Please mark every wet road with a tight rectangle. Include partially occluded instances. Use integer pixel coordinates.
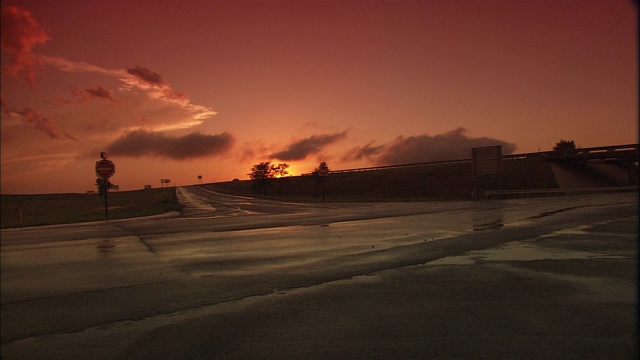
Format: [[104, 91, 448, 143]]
[[1, 189, 637, 359]]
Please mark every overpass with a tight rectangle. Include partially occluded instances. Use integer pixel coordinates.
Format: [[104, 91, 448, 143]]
[[317, 144, 638, 195], [324, 144, 638, 175], [507, 143, 639, 163]]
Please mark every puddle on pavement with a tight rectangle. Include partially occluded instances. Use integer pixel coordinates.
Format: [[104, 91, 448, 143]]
[[427, 241, 626, 266], [97, 239, 116, 257], [473, 219, 504, 231], [471, 207, 505, 231], [527, 205, 588, 220]]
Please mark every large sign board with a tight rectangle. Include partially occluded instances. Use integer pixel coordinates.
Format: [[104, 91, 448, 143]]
[[472, 145, 502, 199], [472, 145, 502, 175]]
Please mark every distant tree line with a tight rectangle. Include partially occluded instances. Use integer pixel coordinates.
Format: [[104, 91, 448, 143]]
[[246, 140, 584, 199], [248, 162, 290, 196], [553, 139, 577, 151], [95, 177, 113, 197], [248, 161, 330, 197]]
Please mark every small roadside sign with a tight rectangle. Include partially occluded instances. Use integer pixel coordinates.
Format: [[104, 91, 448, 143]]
[[95, 160, 115, 178], [95, 156, 116, 219], [318, 162, 329, 176]]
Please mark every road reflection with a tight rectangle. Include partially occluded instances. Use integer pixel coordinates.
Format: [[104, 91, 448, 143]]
[[97, 239, 115, 257], [1, 192, 637, 359]]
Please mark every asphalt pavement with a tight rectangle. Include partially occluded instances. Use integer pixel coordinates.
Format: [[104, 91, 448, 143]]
[[1, 190, 637, 359]]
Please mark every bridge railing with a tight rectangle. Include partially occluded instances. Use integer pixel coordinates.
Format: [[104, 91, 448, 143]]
[[484, 186, 639, 200], [302, 144, 638, 176], [325, 158, 471, 175]]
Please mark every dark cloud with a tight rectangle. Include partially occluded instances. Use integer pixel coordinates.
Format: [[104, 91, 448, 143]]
[[52, 85, 117, 104], [344, 128, 516, 165], [238, 140, 268, 162], [1, 5, 49, 85], [269, 130, 348, 161], [125, 66, 189, 101], [106, 129, 234, 160], [18, 108, 77, 140], [85, 85, 116, 101], [375, 128, 516, 165], [1, 93, 11, 116], [127, 66, 164, 85], [341, 141, 385, 162]]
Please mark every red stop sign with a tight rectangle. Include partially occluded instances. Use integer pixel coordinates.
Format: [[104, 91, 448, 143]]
[[318, 162, 329, 176], [95, 160, 115, 178]]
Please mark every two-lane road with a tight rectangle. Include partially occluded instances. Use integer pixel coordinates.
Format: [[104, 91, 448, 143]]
[[1, 190, 637, 359], [175, 186, 332, 217]]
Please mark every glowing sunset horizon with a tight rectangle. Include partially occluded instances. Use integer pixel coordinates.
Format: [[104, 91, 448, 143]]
[[1, 1, 637, 194]]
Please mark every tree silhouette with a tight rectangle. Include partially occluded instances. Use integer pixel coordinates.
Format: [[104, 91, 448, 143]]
[[95, 177, 113, 198], [553, 139, 577, 151], [248, 162, 275, 195], [272, 163, 290, 196], [248, 162, 291, 196], [310, 162, 329, 198], [272, 163, 290, 178]]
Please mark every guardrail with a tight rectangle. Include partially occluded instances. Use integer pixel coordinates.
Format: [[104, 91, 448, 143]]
[[303, 144, 638, 176], [504, 144, 639, 161], [484, 186, 638, 200], [327, 158, 471, 174]]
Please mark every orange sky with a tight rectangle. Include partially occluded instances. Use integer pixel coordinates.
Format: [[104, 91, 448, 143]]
[[1, 0, 637, 194]]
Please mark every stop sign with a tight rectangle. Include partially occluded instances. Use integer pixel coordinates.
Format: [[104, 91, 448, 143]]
[[95, 160, 115, 178], [318, 162, 329, 176]]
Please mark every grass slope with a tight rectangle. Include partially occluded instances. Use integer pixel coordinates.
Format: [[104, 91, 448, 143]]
[[1, 188, 181, 229], [208, 158, 559, 201]]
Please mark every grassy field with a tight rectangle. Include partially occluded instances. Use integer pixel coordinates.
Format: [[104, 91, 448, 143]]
[[1, 188, 181, 229]]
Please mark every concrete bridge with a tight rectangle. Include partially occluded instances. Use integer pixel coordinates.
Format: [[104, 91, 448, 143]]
[[508, 143, 639, 163], [518, 144, 639, 187]]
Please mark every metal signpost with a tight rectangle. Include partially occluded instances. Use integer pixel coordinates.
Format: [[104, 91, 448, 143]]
[[318, 162, 329, 201], [95, 153, 115, 218], [472, 145, 502, 200]]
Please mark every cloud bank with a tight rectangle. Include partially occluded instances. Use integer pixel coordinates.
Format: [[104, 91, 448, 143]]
[[344, 128, 516, 165], [1, 4, 228, 183], [17, 108, 77, 140], [38, 56, 217, 130], [342, 141, 385, 162], [106, 129, 234, 160], [1, 5, 49, 85], [269, 130, 348, 161], [127, 66, 164, 85], [39, 56, 216, 121], [84, 85, 116, 101], [52, 85, 117, 104], [1, 94, 10, 116]]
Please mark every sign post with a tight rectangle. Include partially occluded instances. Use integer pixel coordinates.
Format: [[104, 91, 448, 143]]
[[19, 202, 23, 227], [95, 153, 115, 218], [472, 145, 502, 200], [318, 162, 329, 201]]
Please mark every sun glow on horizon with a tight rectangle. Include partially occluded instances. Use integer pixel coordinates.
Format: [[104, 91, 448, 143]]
[[1, 1, 636, 194]]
